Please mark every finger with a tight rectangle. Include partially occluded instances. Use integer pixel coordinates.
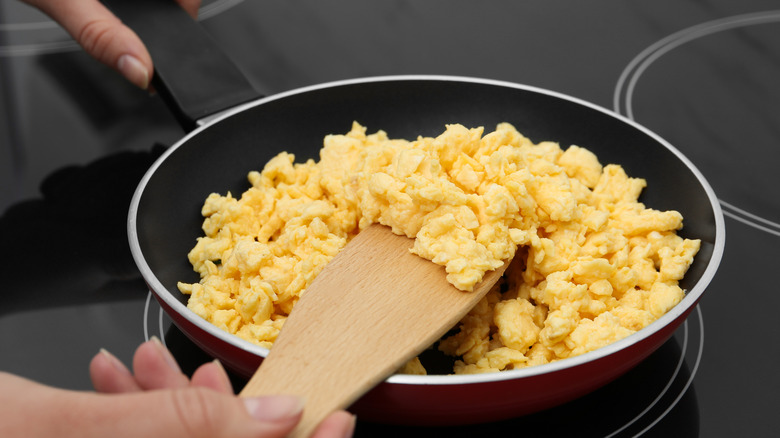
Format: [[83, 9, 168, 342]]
[[175, 0, 202, 18], [240, 395, 304, 436], [310, 411, 357, 438], [132, 337, 190, 390], [89, 349, 142, 393], [80, 390, 304, 438], [190, 360, 234, 394], [24, 0, 152, 89]]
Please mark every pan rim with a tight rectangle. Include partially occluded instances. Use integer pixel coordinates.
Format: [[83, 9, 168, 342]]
[[127, 74, 725, 386]]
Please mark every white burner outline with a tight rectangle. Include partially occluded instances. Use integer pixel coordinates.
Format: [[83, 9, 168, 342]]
[[0, 0, 246, 57], [719, 200, 780, 237], [158, 298, 167, 348], [143, 291, 151, 342], [606, 11, 780, 435], [607, 306, 703, 437], [637, 307, 704, 436], [142, 290, 169, 348], [604, 319, 689, 437], [614, 10, 780, 238]]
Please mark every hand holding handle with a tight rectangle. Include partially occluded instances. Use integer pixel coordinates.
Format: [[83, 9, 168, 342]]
[[102, 0, 263, 130]]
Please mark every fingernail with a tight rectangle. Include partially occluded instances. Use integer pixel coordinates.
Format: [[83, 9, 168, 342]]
[[150, 336, 182, 373], [99, 348, 131, 375], [243, 395, 305, 422], [343, 414, 357, 438], [117, 54, 150, 89]]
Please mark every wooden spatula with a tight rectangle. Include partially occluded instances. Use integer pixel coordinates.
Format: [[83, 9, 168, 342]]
[[239, 223, 510, 437]]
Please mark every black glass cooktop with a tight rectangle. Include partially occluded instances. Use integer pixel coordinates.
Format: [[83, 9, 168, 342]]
[[2, 1, 779, 436]]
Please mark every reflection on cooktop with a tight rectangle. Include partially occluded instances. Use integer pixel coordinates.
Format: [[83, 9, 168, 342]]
[[0, 145, 164, 314]]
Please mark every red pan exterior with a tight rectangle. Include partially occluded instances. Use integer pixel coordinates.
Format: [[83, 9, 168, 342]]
[[150, 278, 698, 425], [351, 301, 697, 425]]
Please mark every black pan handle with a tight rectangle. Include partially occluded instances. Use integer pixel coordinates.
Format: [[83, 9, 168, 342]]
[[102, 0, 263, 131]]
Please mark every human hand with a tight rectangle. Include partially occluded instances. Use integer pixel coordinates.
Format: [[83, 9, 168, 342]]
[[21, 0, 201, 90], [0, 338, 355, 438], [90, 337, 356, 438]]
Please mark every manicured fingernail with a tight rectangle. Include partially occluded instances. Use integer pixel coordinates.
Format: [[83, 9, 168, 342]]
[[243, 395, 305, 422], [117, 54, 150, 89], [150, 336, 182, 373], [99, 348, 131, 375]]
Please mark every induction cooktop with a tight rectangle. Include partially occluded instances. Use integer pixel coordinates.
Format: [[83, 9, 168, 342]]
[[2, 1, 779, 436]]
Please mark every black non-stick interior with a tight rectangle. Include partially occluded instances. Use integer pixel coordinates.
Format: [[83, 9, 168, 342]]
[[134, 78, 718, 307]]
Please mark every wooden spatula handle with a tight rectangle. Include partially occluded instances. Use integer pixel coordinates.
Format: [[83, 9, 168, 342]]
[[239, 224, 507, 437]]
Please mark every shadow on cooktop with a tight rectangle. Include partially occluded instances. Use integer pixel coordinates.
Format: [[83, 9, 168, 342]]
[[0, 145, 166, 314]]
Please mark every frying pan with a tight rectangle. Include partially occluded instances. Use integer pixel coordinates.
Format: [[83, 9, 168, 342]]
[[116, 0, 725, 425]]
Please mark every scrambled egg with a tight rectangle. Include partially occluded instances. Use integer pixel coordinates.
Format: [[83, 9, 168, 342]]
[[177, 122, 700, 374]]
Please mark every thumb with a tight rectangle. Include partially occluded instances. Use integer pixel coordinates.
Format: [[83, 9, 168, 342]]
[[83, 388, 305, 438], [26, 0, 153, 89]]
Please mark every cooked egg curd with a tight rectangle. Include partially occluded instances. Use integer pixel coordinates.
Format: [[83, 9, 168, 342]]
[[177, 122, 700, 374]]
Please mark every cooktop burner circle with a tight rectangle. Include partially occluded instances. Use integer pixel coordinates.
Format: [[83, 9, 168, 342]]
[[614, 10, 780, 237]]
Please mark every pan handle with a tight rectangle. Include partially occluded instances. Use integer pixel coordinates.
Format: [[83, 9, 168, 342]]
[[102, 0, 263, 131]]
